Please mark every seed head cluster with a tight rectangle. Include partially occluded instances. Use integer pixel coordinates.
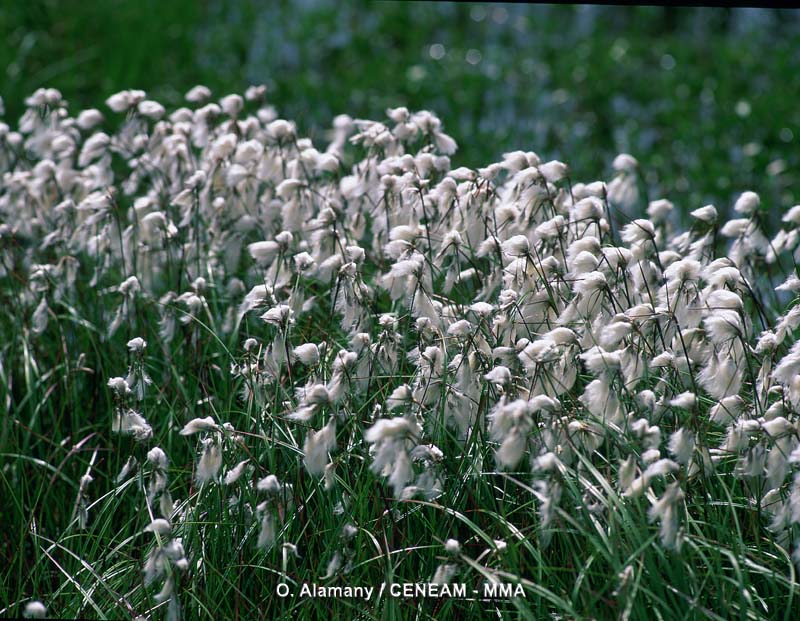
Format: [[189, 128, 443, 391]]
[[5, 86, 800, 618]]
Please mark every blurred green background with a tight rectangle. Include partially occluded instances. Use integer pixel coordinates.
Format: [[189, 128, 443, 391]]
[[1, 1, 799, 218]]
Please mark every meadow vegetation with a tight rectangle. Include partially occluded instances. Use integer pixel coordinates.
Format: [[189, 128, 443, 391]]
[[2, 4, 800, 620], [1, 85, 800, 619]]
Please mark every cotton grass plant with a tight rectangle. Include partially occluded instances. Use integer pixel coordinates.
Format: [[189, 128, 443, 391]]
[[1, 87, 800, 620]]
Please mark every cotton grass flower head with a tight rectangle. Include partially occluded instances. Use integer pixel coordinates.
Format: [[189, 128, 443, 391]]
[[303, 417, 336, 476], [670, 392, 697, 410], [668, 428, 696, 465], [690, 204, 718, 223], [23, 601, 47, 619], [734, 191, 760, 215], [444, 538, 461, 555], [291, 342, 321, 366], [489, 399, 536, 469], [185, 85, 211, 102], [144, 518, 172, 536], [127, 337, 146, 352], [484, 365, 512, 387], [107, 376, 131, 397], [648, 482, 685, 550], [222, 460, 251, 486], [621, 219, 655, 244], [179, 416, 217, 435], [647, 198, 674, 223], [365, 415, 421, 497], [195, 438, 223, 485], [538, 160, 569, 183], [607, 153, 639, 212]]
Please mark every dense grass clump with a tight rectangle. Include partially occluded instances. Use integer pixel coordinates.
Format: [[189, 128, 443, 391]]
[[2, 87, 800, 620]]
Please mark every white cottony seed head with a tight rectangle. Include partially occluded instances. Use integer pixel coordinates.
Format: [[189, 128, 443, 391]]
[[23, 601, 47, 619], [127, 337, 146, 352], [179, 416, 217, 435], [444, 538, 461, 555]]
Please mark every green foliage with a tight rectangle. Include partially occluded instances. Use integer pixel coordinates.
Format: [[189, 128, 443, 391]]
[[1, 3, 799, 215]]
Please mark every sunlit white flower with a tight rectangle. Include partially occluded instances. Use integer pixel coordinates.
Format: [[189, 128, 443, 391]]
[[179, 416, 217, 435], [23, 601, 47, 619]]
